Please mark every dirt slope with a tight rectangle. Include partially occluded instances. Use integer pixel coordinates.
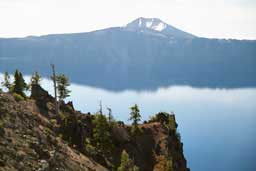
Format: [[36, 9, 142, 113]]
[[0, 93, 108, 171]]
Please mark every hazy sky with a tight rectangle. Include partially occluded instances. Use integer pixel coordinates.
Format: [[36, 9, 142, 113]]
[[0, 0, 256, 39]]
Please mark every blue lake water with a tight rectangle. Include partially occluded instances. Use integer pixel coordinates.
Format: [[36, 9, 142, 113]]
[[1, 74, 256, 171]]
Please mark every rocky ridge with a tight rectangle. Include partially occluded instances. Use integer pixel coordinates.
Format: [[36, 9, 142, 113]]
[[0, 85, 189, 171]]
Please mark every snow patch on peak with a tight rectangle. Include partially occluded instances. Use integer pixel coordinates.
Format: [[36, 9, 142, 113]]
[[139, 18, 142, 27], [146, 20, 153, 28], [126, 17, 168, 32], [125, 17, 196, 39], [152, 22, 167, 31], [145, 19, 167, 31]]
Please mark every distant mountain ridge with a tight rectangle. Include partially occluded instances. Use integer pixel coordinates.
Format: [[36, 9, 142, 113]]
[[0, 18, 256, 91]]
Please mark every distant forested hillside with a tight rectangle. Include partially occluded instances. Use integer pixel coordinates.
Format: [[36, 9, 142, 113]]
[[0, 26, 256, 91]]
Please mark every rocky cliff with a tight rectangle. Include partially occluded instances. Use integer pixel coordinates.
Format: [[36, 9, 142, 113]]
[[0, 85, 189, 171]]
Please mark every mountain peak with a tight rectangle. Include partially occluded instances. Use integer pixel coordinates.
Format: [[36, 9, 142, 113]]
[[126, 17, 168, 31], [125, 17, 196, 39]]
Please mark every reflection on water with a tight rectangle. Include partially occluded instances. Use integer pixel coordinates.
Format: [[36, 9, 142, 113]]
[[1, 74, 256, 171]]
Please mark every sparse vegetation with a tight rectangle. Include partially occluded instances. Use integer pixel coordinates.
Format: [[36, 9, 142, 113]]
[[117, 150, 139, 171], [84, 138, 97, 156], [0, 70, 188, 171], [50, 119, 57, 126], [13, 93, 25, 101]]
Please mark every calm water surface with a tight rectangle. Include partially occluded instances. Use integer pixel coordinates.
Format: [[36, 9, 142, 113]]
[[1, 74, 255, 171]]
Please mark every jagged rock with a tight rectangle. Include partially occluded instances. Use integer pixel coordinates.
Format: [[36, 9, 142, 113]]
[[31, 84, 55, 103], [112, 126, 130, 143]]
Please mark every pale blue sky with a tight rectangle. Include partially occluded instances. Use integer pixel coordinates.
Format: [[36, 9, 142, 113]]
[[0, 0, 256, 39]]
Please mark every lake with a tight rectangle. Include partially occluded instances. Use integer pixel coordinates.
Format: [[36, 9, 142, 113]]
[[1, 74, 256, 171]]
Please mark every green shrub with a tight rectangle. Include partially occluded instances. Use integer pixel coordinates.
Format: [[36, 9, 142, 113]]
[[50, 119, 57, 126], [59, 112, 67, 121], [166, 159, 174, 171], [84, 138, 97, 156], [0, 120, 4, 128], [66, 105, 73, 112], [44, 127, 52, 135], [117, 150, 139, 171], [58, 134, 63, 139], [13, 93, 25, 101]]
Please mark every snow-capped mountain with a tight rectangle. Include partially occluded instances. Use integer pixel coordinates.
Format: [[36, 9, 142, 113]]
[[125, 17, 195, 39], [0, 17, 255, 90]]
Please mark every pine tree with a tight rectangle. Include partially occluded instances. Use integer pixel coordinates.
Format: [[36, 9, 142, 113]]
[[12, 70, 27, 97], [98, 100, 103, 115], [92, 113, 112, 154], [129, 104, 141, 135], [30, 71, 41, 85], [129, 104, 141, 126], [56, 74, 71, 101], [117, 150, 139, 171], [1, 71, 12, 92]]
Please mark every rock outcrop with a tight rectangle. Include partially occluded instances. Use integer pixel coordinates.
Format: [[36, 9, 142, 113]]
[[0, 87, 189, 171]]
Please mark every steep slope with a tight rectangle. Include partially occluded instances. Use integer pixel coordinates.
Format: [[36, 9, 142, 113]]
[[0, 85, 189, 171], [0, 93, 107, 171]]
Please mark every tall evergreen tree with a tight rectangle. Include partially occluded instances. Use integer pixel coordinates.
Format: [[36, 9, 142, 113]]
[[56, 74, 71, 101], [129, 104, 141, 126], [92, 113, 112, 154], [98, 100, 103, 115], [1, 71, 12, 92], [12, 70, 27, 97], [129, 104, 141, 135]]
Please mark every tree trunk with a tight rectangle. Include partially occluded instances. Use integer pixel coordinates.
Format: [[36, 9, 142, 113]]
[[51, 64, 58, 115]]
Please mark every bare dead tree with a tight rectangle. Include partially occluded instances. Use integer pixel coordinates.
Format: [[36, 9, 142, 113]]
[[51, 64, 58, 115]]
